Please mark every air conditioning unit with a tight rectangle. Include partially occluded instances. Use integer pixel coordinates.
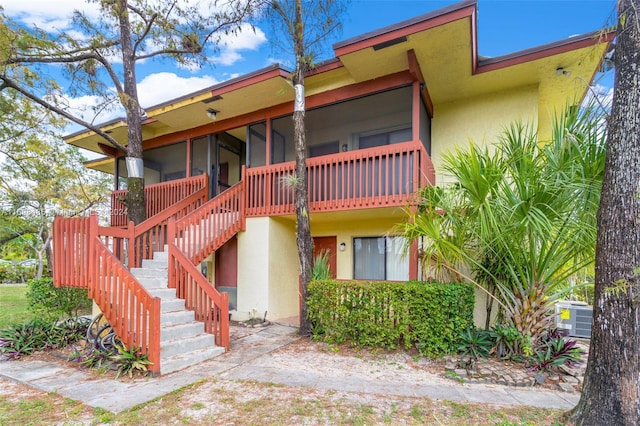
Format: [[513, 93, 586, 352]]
[[555, 301, 593, 338]]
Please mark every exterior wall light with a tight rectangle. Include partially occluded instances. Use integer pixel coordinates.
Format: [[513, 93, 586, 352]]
[[206, 108, 218, 120], [339, 242, 346, 251]]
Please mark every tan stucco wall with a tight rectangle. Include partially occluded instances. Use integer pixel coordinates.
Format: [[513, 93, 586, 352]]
[[236, 216, 298, 321], [431, 85, 538, 184], [267, 218, 299, 320], [236, 217, 271, 320]]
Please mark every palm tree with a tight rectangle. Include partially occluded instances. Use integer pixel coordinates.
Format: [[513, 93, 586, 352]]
[[399, 105, 606, 342]]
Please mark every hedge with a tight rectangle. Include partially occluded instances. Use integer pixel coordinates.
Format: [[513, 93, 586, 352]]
[[307, 280, 474, 357]]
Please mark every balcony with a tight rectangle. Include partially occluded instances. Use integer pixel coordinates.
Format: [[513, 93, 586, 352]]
[[109, 142, 434, 221], [245, 142, 433, 216]]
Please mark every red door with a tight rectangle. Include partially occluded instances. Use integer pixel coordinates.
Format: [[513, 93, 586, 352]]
[[215, 236, 237, 288], [313, 236, 337, 279]]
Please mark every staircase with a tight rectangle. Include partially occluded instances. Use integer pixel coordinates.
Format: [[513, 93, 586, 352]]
[[131, 248, 225, 374], [53, 179, 244, 376]]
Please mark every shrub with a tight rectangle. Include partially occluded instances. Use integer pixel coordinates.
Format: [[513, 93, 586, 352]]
[[0, 262, 36, 284], [491, 323, 532, 360], [26, 277, 91, 321], [307, 280, 474, 356]]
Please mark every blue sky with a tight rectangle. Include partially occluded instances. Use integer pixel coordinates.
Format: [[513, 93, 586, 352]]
[[2, 0, 616, 118]]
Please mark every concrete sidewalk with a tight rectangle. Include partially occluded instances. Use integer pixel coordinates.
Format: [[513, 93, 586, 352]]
[[0, 323, 580, 414]]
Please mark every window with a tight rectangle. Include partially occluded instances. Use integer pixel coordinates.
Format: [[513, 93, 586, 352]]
[[248, 122, 266, 167], [353, 236, 409, 280], [358, 126, 412, 149], [309, 141, 339, 158]]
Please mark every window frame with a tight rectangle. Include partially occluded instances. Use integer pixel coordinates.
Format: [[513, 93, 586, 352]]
[[352, 236, 409, 281]]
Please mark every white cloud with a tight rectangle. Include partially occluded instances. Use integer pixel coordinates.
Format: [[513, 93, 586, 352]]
[[210, 24, 266, 66], [2, 0, 98, 31], [136, 72, 219, 107], [265, 57, 290, 68], [212, 50, 243, 67], [218, 24, 266, 50], [583, 83, 613, 111], [59, 73, 218, 127]]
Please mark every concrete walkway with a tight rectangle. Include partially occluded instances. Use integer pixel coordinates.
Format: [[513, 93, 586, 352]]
[[0, 323, 580, 414]]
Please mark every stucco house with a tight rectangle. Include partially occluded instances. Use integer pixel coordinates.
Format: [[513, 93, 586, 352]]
[[53, 0, 613, 374]]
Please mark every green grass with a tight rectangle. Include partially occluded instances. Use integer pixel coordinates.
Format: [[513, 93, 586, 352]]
[[0, 284, 34, 329]]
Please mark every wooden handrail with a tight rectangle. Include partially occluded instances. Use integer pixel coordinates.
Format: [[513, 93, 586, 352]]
[[172, 181, 245, 266], [52, 216, 93, 288], [129, 188, 208, 267], [166, 183, 244, 349], [111, 174, 208, 226], [54, 213, 161, 374], [167, 238, 230, 349]]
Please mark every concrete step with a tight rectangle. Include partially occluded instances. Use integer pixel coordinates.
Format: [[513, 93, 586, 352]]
[[131, 267, 167, 279], [161, 298, 186, 312], [141, 258, 168, 270], [160, 322, 205, 342], [160, 344, 225, 375], [160, 333, 214, 358], [161, 310, 195, 326], [152, 251, 168, 261], [136, 276, 167, 290], [148, 288, 177, 299]]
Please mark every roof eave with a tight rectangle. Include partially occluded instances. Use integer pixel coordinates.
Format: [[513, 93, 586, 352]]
[[476, 29, 616, 74]]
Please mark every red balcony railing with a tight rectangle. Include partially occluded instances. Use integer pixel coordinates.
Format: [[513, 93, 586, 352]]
[[111, 174, 208, 226], [245, 141, 434, 216]]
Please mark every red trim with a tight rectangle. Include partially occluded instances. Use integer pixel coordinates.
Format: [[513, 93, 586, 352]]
[[210, 66, 290, 98], [306, 58, 344, 76], [412, 82, 421, 142], [470, 6, 478, 75], [186, 136, 192, 177], [97, 143, 118, 157], [266, 116, 272, 166], [475, 30, 615, 74], [409, 239, 418, 281], [407, 49, 434, 118]]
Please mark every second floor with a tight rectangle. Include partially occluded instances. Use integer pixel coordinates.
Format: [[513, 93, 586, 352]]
[[64, 0, 612, 224]]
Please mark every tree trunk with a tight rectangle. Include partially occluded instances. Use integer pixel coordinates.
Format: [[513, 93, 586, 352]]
[[293, 0, 314, 336], [569, 1, 640, 424], [117, 0, 146, 224], [40, 230, 51, 278]]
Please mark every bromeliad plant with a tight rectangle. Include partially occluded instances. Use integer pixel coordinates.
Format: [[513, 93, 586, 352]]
[[112, 345, 152, 378], [491, 323, 532, 360], [0, 317, 88, 359], [528, 328, 585, 372], [457, 327, 495, 367], [399, 104, 606, 343]]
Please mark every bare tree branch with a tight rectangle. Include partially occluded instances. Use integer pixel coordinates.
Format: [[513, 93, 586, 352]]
[[0, 76, 127, 152]]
